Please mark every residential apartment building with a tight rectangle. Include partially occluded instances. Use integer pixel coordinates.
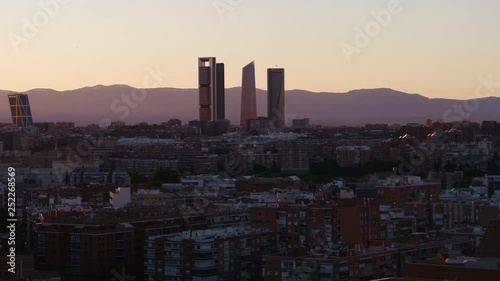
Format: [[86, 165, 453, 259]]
[[336, 146, 371, 167], [144, 226, 275, 281]]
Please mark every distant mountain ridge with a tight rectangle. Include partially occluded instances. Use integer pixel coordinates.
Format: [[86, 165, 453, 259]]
[[0, 85, 499, 126]]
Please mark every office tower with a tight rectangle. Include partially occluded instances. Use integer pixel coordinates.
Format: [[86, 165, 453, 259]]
[[216, 63, 225, 120], [240, 61, 257, 129], [198, 57, 216, 121], [8, 93, 33, 127], [198, 57, 225, 121], [267, 68, 285, 128]]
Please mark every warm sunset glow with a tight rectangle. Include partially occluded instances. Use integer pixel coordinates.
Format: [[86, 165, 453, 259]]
[[1, 0, 499, 100]]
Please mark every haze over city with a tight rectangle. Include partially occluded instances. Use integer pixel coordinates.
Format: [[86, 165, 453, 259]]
[[2, 0, 500, 100]]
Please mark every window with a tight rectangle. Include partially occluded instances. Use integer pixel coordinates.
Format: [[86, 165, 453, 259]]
[[70, 234, 81, 244], [37, 240, 46, 249]]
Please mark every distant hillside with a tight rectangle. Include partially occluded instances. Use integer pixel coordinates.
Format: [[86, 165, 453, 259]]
[[0, 86, 499, 126]]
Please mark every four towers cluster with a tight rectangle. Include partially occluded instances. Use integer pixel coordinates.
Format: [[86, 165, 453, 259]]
[[198, 57, 285, 129]]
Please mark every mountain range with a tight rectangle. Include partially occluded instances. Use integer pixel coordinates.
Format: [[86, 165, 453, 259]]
[[0, 85, 499, 126]]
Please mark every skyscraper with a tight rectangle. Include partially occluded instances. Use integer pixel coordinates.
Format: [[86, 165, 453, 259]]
[[216, 63, 225, 120], [240, 61, 257, 129], [198, 57, 225, 121], [8, 93, 33, 127], [267, 68, 285, 128]]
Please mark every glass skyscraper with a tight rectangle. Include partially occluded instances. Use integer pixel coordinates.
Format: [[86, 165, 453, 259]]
[[8, 93, 34, 127], [267, 68, 285, 128], [240, 61, 257, 128]]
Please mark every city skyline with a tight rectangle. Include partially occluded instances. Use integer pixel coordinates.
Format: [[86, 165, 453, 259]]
[[2, 2, 500, 280], [2, 85, 500, 127], [1, 1, 499, 99]]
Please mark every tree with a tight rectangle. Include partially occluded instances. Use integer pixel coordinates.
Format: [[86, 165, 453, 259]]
[[150, 167, 181, 186], [253, 163, 267, 174], [443, 162, 458, 172], [129, 172, 149, 185]]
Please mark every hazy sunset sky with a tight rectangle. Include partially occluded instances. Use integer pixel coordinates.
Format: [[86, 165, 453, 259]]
[[1, 0, 499, 99]]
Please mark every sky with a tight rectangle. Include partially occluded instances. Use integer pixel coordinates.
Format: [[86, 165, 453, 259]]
[[1, 0, 499, 99]]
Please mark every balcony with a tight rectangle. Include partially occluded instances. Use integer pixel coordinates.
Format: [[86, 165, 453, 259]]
[[240, 249, 251, 256], [192, 252, 215, 259], [165, 254, 182, 260], [192, 247, 217, 253], [191, 268, 219, 277], [164, 260, 181, 266], [194, 260, 217, 269], [164, 267, 179, 276]]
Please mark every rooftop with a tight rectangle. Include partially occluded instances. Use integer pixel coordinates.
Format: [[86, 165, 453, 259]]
[[149, 225, 269, 242]]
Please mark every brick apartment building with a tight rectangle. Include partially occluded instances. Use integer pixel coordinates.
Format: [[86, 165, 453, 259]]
[[263, 248, 400, 281], [376, 181, 441, 208], [33, 211, 208, 281], [336, 146, 372, 167], [278, 142, 313, 173], [236, 176, 301, 193], [252, 200, 381, 253], [340, 199, 381, 247], [34, 223, 135, 280], [144, 226, 275, 281], [404, 201, 499, 231], [263, 237, 473, 281]]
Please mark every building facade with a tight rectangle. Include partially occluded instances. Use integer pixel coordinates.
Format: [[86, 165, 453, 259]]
[[267, 68, 285, 128], [240, 61, 257, 129], [8, 93, 34, 127], [144, 226, 275, 281], [198, 57, 225, 121]]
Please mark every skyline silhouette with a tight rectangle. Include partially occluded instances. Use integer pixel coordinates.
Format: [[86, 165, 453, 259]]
[[1, 85, 499, 126], [1, 1, 499, 99]]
